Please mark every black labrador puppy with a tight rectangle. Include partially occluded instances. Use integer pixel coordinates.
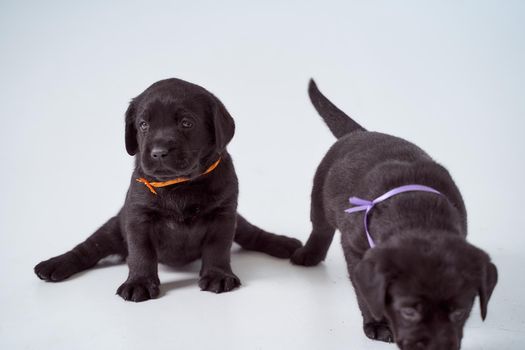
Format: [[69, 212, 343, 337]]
[[35, 78, 301, 302], [291, 80, 498, 349]]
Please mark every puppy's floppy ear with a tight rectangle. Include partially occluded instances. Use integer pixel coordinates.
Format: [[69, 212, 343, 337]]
[[479, 262, 498, 320], [125, 100, 138, 156], [353, 257, 388, 320], [211, 97, 235, 151]]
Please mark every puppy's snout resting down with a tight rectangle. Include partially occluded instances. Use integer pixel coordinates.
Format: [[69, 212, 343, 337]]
[[291, 79, 497, 349], [34, 77, 302, 302]]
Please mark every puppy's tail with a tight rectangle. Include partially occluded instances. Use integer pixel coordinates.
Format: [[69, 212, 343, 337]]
[[308, 79, 366, 138], [234, 214, 302, 258]]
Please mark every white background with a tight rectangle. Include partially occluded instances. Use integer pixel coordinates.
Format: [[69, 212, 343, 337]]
[[1, 1, 524, 349]]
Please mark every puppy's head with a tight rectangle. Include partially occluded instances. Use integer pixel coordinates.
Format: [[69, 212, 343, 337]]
[[125, 78, 234, 180], [354, 233, 498, 350]]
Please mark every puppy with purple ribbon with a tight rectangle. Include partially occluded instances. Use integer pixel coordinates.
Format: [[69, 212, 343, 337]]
[[291, 80, 498, 349]]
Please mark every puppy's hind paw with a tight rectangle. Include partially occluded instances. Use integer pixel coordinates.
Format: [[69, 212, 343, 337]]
[[265, 236, 303, 259], [34, 253, 82, 282], [290, 247, 324, 266], [363, 321, 394, 343]]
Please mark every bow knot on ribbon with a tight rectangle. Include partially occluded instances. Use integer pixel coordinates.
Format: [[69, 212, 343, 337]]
[[345, 197, 375, 212]]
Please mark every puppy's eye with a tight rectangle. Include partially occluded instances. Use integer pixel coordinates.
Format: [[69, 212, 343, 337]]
[[449, 309, 466, 323], [139, 121, 149, 131], [400, 307, 422, 323], [181, 119, 194, 129]]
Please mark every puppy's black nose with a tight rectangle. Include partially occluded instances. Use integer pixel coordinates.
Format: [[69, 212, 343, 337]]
[[150, 147, 169, 159]]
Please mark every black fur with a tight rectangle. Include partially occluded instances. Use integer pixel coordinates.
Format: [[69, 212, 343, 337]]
[[291, 79, 498, 349], [35, 78, 302, 302]]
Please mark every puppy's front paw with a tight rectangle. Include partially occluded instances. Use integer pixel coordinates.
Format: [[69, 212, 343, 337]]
[[363, 321, 394, 343], [116, 277, 160, 302], [290, 247, 324, 266], [199, 268, 240, 293], [34, 253, 82, 282]]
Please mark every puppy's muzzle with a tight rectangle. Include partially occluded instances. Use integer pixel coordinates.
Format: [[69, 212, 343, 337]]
[[150, 147, 169, 160]]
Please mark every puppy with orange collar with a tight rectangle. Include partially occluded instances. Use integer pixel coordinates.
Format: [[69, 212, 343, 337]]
[[35, 78, 301, 301]]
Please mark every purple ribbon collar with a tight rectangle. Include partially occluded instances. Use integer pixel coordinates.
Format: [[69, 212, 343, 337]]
[[345, 184, 442, 248]]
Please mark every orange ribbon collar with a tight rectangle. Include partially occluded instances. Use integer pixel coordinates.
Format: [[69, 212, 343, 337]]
[[136, 158, 221, 195]]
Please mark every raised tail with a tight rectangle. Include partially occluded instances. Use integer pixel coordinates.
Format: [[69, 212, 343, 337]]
[[308, 79, 366, 138], [234, 214, 302, 258]]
